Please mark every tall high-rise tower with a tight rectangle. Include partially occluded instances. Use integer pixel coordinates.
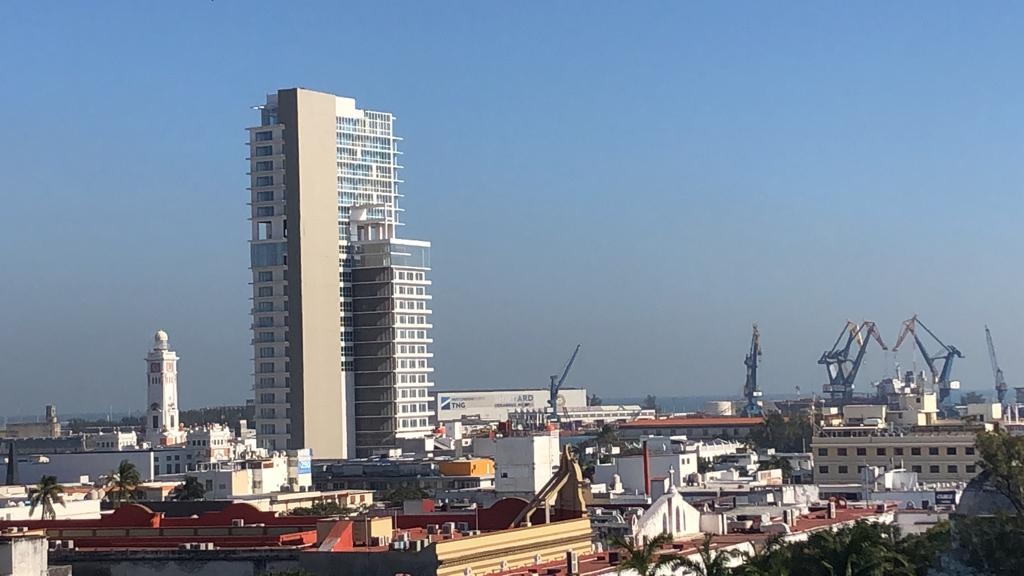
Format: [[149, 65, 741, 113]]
[[248, 88, 435, 458], [145, 330, 182, 446]]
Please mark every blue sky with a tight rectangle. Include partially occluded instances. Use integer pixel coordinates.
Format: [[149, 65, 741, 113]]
[[2, 2, 1023, 416]]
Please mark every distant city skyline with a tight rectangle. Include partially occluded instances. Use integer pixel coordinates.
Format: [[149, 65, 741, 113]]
[[3, 2, 1024, 416]]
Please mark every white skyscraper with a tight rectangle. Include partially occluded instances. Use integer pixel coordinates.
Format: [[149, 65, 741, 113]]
[[145, 330, 184, 446], [248, 88, 435, 458]]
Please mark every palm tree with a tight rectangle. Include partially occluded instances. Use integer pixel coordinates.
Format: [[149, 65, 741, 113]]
[[733, 535, 792, 576], [169, 476, 205, 501], [29, 475, 65, 520], [790, 521, 914, 576], [610, 532, 678, 575], [104, 459, 141, 507], [672, 533, 741, 576]]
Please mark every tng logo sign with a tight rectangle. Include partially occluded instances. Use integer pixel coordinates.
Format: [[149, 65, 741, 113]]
[[439, 396, 465, 410], [438, 393, 536, 411]]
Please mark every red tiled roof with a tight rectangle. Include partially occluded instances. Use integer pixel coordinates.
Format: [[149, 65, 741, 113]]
[[619, 417, 763, 428]]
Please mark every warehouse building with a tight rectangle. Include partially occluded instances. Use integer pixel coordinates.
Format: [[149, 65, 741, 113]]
[[435, 388, 587, 422]]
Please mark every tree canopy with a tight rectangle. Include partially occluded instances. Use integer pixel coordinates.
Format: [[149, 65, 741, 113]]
[[169, 476, 206, 501], [104, 459, 141, 507], [610, 532, 678, 576], [975, 429, 1024, 514], [748, 413, 812, 453], [383, 485, 429, 506]]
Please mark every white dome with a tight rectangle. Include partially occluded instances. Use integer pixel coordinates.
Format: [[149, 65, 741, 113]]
[[154, 330, 169, 350]]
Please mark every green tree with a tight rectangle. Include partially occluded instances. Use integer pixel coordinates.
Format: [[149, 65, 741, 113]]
[[789, 521, 914, 576], [610, 532, 678, 576], [734, 536, 793, 576], [897, 522, 950, 576], [748, 413, 812, 453], [975, 429, 1024, 514], [289, 501, 361, 516], [104, 459, 141, 507], [961, 391, 986, 404], [383, 485, 429, 506], [672, 533, 741, 576], [930, 431, 1024, 575], [596, 424, 618, 445], [641, 395, 659, 412], [953, 515, 1024, 576], [757, 456, 793, 483], [697, 457, 713, 475], [29, 475, 66, 520], [169, 476, 206, 501]]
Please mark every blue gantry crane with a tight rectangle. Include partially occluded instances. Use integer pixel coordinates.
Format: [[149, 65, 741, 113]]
[[741, 324, 764, 416], [549, 345, 581, 422], [892, 315, 964, 406], [820, 321, 888, 404], [985, 325, 1008, 405]]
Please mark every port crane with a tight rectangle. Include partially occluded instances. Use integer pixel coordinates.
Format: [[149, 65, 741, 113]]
[[820, 321, 888, 404], [548, 344, 581, 422], [985, 325, 1008, 405], [741, 324, 764, 416], [892, 315, 963, 406]]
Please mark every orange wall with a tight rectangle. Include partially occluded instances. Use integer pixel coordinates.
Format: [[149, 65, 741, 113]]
[[438, 459, 494, 477]]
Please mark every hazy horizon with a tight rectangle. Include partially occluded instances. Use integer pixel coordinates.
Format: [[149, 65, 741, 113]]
[[3, 2, 1023, 417]]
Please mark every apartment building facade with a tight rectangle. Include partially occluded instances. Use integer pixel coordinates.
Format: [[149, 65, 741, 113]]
[[811, 426, 982, 484], [248, 88, 434, 459]]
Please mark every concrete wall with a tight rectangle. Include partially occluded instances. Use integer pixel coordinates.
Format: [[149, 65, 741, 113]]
[[0, 498, 101, 522], [0, 535, 48, 576], [1, 421, 60, 440], [279, 87, 347, 460], [493, 434, 560, 495], [1, 451, 155, 484]]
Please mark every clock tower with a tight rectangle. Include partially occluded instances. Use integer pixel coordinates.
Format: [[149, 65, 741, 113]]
[[145, 330, 183, 446]]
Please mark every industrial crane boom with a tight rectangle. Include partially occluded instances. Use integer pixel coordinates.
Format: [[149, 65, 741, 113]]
[[742, 324, 764, 416], [549, 345, 581, 422], [892, 316, 963, 406], [986, 326, 1008, 404], [820, 320, 887, 404]]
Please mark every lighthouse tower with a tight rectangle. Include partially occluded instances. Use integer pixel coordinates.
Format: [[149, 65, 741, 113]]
[[145, 330, 184, 446]]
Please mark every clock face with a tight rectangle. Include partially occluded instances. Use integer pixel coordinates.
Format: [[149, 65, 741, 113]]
[[150, 363, 160, 373]]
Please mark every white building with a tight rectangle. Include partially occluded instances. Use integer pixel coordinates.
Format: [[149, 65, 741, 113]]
[[510, 405, 654, 429], [151, 425, 260, 476], [144, 330, 185, 446], [592, 437, 699, 495], [0, 487, 101, 522], [437, 389, 588, 423], [249, 88, 435, 458], [680, 438, 745, 461], [472, 433, 561, 497], [0, 530, 50, 576], [0, 451, 156, 484], [86, 431, 138, 451], [185, 449, 312, 499]]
